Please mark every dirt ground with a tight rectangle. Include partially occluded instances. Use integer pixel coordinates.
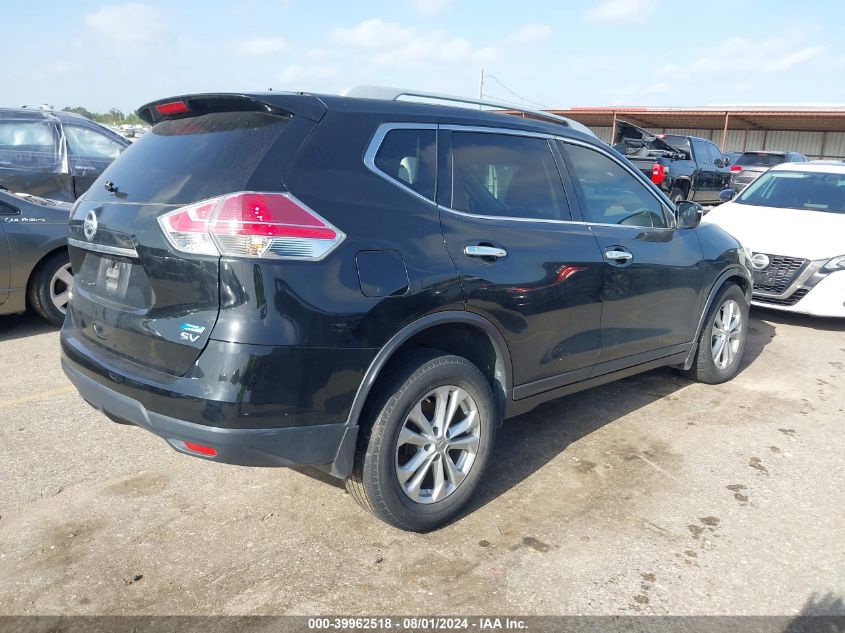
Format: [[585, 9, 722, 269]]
[[0, 308, 843, 616]]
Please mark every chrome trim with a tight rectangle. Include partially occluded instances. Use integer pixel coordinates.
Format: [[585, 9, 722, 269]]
[[441, 124, 555, 140], [753, 259, 824, 299], [464, 245, 507, 259], [363, 123, 440, 207], [605, 249, 633, 262], [67, 238, 139, 259]]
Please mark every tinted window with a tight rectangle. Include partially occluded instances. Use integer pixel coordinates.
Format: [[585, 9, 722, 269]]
[[0, 120, 61, 170], [663, 135, 690, 154], [736, 152, 787, 167], [66, 125, 126, 160], [451, 132, 568, 221], [737, 170, 845, 214], [91, 111, 290, 204], [565, 143, 668, 228], [691, 139, 713, 165], [373, 128, 436, 201], [707, 143, 725, 165]]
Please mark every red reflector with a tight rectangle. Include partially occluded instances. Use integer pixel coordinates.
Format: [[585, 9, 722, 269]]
[[730, 165, 743, 172], [155, 100, 190, 116], [184, 441, 217, 456]]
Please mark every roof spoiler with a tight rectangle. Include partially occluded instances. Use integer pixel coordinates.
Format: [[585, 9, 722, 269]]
[[136, 92, 327, 125], [344, 85, 597, 138]]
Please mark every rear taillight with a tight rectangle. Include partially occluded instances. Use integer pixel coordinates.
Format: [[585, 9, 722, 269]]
[[730, 165, 743, 172], [651, 163, 667, 185], [157, 192, 344, 260]]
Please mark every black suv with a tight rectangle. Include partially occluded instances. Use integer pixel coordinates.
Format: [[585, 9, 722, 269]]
[[61, 89, 753, 531]]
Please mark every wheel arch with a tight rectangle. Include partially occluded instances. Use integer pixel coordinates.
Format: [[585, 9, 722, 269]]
[[683, 266, 751, 370], [25, 245, 69, 300], [345, 311, 513, 429]]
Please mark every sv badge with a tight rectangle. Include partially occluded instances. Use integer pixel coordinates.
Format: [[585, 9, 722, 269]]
[[179, 322, 205, 343]]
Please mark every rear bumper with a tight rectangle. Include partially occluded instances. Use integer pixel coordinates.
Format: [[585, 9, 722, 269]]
[[62, 355, 358, 474]]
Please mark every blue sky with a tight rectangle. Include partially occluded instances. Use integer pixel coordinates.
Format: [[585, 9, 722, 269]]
[[3, 0, 844, 112]]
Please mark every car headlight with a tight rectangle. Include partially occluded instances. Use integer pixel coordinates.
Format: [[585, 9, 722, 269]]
[[823, 255, 845, 272]]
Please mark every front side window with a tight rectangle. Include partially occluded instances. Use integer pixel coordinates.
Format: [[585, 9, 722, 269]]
[[450, 132, 568, 221], [373, 128, 436, 201], [737, 170, 845, 214], [708, 143, 725, 165], [564, 143, 669, 228], [65, 125, 125, 160]]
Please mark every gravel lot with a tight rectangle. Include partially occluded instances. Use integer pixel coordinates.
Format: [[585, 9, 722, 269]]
[[0, 309, 843, 616]]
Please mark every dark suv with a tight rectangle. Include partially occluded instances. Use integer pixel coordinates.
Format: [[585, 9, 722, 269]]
[[61, 89, 753, 531]]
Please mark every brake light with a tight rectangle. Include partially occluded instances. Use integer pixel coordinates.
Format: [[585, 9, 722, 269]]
[[157, 192, 345, 260], [730, 165, 743, 172], [651, 163, 667, 185], [155, 100, 190, 116]]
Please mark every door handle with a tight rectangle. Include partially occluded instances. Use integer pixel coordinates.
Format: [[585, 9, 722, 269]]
[[605, 248, 633, 263], [464, 245, 507, 259]]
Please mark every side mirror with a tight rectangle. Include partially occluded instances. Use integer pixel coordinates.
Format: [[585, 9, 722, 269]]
[[713, 158, 725, 168], [719, 188, 736, 202], [676, 200, 704, 229]]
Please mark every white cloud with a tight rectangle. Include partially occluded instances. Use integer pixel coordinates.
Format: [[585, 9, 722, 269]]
[[83, 3, 165, 45], [236, 37, 288, 57], [509, 24, 552, 44], [372, 34, 496, 68], [768, 46, 822, 71], [332, 19, 495, 69], [586, 0, 658, 22], [408, 0, 454, 14], [331, 19, 414, 49], [276, 63, 338, 87], [689, 37, 822, 74]]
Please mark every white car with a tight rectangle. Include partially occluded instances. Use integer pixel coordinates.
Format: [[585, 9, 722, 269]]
[[704, 162, 845, 317]]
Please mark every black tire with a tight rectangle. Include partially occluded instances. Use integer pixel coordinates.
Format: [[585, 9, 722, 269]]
[[28, 251, 72, 327], [686, 283, 748, 384], [346, 349, 497, 531], [669, 187, 687, 204]]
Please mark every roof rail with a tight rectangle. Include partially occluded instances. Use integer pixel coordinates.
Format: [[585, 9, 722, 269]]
[[344, 85, 596, 138]]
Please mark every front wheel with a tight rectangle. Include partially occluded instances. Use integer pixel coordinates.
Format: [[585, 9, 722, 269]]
[[686, 283, 749, 384], [346, 350, 497, 531]]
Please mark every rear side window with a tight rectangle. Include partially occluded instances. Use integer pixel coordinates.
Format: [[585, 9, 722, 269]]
[[0, 120, 61, 171], [565, 143, 668, 228], [691, 139, 713, 165], [373, 128, 436, 201], [450, 132, 568, 221], [89, 111, 290, 204]]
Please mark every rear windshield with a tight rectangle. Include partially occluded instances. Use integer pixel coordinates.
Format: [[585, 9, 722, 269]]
[[87, 111, 290, 204], [736, 153, 786, 167], [736, 170, 845, 214]]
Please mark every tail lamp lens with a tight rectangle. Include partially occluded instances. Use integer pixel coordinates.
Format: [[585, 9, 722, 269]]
[[157, 192, 344, 260], [730, 165, 743, 172]]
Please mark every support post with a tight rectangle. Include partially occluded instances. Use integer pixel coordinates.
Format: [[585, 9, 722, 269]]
[[721, 112, 730, 151]]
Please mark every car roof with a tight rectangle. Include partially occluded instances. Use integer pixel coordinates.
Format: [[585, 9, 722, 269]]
[[770, 161, 845, 174]]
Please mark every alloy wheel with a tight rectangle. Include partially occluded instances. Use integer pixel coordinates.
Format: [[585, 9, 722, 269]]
[[49, 263, 74, 314], [711, 298, 742, 370], [395, 386, 481, 504]]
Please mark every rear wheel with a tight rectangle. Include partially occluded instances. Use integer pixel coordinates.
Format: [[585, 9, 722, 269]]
[[346, 349, 496, 531], [686, 283, 748, 384], [669, 187, 687, 204], [28, 251, 73, 327]]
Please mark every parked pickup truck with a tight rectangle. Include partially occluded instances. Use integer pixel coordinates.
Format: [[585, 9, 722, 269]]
[[613, 121, 732, 205]]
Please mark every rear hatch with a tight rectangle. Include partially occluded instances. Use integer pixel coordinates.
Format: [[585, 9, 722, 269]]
[[732, 152, 787, 185], [67, 94, 323, 375]]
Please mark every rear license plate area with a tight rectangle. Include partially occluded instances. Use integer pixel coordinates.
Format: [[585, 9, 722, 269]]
[[97, 257, 131, 300]]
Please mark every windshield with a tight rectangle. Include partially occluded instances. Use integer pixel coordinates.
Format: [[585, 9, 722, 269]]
[[736, 170, 845, 214], [736, 153, 786, 167]]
